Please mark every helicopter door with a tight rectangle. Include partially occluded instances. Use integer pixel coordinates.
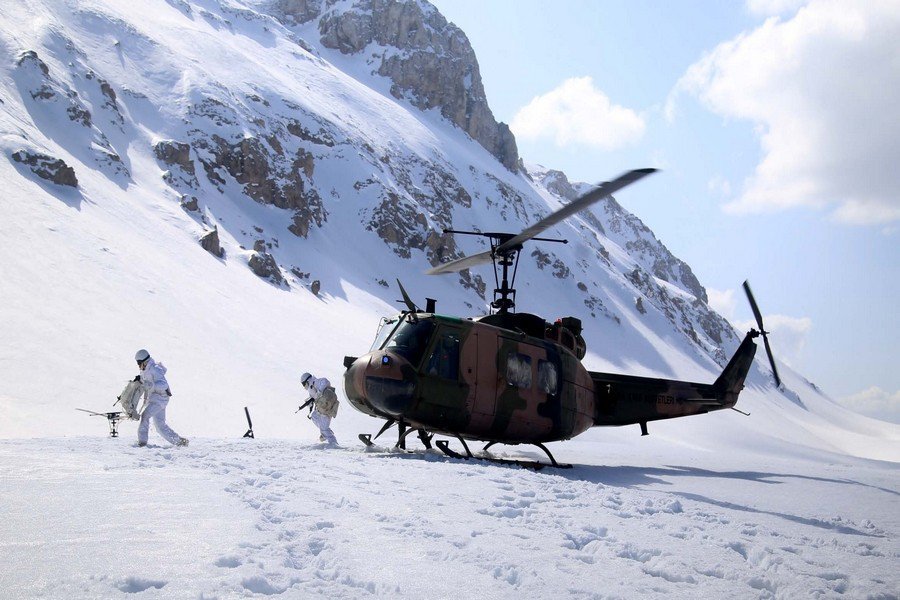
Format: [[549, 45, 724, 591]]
[[420, 326, 470, 431], [496, 338, 552, 439], [462, 329, 499, 436]]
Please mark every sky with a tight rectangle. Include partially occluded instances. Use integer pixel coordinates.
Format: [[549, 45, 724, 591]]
[[429, 0, 900, 419]]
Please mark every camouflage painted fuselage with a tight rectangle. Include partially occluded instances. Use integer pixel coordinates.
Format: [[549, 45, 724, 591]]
[[343, 312, 758, 444], [344, 314, 594, 443]]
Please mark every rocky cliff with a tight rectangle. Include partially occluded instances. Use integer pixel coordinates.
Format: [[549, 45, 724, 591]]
[[273, 0, 519, 171]]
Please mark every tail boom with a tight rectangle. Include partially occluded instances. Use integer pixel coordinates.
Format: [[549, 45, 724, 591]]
[[590, 333, 758, 428]]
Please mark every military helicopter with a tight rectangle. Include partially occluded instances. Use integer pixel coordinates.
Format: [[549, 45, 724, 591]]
[[342, 169, 781, 468]]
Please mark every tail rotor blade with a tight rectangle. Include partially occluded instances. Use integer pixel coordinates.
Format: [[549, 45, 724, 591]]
[[742, 280, 765, 332], [742, 280, 781, 388], [762, 335, 782, 388]]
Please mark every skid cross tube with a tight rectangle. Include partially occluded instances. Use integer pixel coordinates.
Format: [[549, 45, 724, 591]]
[[483, 440, 569, 468]]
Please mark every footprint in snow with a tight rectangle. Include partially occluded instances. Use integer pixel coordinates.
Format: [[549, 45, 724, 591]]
[[307, 538, 326, 556], [727, 541, 749, 559], [214, 555, 242, 568], [241, 576, 287, 595], [116, 577, 167, 593], [616, 543, 662, 563], [490, 565, 521, 585]]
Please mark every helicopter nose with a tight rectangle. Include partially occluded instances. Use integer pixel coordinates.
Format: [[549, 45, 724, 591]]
[[346, 351, 417, 417]]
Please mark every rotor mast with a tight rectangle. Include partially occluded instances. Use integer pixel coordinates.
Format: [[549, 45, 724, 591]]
[[428, 169, 658, 314], [491, 235, 518, 313], [444, 230, 566, 314]]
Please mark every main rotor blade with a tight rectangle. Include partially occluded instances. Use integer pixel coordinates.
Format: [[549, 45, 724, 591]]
[[76, 408, 104, 417], [396, 279, 418, 312], [427, 168, 656, 275], [496, 168, 656, 256], [426, 249, 494, 275]]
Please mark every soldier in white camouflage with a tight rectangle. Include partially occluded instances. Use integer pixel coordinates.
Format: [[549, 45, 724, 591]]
[[134, 349, 188, 447], [300, 372, 339, 446]]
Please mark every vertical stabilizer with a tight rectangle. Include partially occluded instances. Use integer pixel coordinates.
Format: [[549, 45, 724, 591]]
[[713, 332, 758, 406]]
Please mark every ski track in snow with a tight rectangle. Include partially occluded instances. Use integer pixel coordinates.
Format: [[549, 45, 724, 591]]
[[1, 438, 896, 599]]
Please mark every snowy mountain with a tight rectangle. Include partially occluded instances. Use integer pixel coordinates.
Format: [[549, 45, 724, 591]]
[[1, 1, 898, 598], [2, 0, 895, 455], [1, 0, 897, 454]]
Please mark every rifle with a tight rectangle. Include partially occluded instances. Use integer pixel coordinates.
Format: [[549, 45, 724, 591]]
[[296, 398, 314, 417]]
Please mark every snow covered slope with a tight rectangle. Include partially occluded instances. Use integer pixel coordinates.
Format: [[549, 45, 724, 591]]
[[0, 0, 897, 460], [1, 438, 897, 599]]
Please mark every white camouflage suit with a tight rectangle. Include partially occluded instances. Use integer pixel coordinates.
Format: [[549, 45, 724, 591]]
[[138, 358, 185, 446], [304, 375, 338, 445]]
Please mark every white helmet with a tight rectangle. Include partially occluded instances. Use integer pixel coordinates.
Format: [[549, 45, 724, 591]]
[[135, 349, 150, 364], [301, 372, 313, 386]]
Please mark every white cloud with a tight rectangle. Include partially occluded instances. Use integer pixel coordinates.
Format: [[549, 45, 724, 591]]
[[707, 176, 732, 197], [746, 0, 808, 17], [837, 387, 900, 424], [510, 77, 645, 150], [672, 0, 900, 226], [734, 313, 811, 368]]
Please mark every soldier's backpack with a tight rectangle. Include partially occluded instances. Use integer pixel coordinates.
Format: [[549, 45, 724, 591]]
[[117, 380, 144, 420], [315, 387, 340, 418]]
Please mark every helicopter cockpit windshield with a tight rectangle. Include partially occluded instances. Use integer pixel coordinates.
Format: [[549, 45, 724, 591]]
[[370, 317, 399, 351], [383, 318, 435, 365]]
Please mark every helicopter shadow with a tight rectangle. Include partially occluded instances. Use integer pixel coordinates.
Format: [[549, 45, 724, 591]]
[[366, 449, 894, 538], [563, 462, 899, 497], [561, 462, 895, 538]]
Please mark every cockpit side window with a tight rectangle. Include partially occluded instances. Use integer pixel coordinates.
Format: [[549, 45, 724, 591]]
[[425, 330, 461, 380]]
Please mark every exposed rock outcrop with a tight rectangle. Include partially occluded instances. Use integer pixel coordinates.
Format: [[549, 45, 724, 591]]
[[200, 228, 224, 257], [188, 109, 327, 238], [180, 194, 200, 212], [13, 49, 127, 179], [248, 239, 284, 284], [627, 267, 733, 365], [275, 0, 519, 171], [156, 140, 199, 188], [154, 140, 196, 176], [11, 150, 78, 187]]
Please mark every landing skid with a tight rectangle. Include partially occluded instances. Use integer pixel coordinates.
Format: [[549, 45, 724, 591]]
[[436, 438, 572, 470], [359, 419, 432, 450], [359, 421, 570, 469]]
